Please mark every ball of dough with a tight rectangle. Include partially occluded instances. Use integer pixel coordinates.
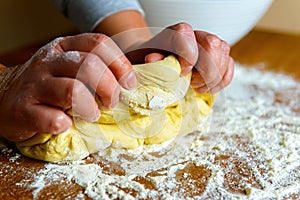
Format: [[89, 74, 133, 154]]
[[16, 56, 215, 162]]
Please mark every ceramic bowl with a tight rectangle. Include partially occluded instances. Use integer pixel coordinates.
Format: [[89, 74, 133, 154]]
[[139, 0, 273, 45]]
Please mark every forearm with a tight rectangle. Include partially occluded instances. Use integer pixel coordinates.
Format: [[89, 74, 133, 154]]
[[93, 10, 152, 50], [50, 0, 151, 50]]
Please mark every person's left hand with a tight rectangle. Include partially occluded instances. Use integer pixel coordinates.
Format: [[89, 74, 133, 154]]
[[126, 22, 234, 94]]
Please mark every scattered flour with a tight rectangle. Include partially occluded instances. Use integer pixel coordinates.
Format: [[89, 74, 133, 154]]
[[3, 63, 300, 199], [37, 37, 82, 64]]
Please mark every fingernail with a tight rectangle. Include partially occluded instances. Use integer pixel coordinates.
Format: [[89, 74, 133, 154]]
[[126, 71, 137, 89]]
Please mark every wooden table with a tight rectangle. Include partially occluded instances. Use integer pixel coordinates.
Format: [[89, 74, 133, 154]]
[[0, 30, 300, 199], [231, 29, 300, 80]]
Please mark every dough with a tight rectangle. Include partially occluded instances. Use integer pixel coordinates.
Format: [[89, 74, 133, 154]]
[[16, 56, 216, 162]]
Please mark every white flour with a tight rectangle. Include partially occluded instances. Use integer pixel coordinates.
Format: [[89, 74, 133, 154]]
[[4, 63, 300, 199]]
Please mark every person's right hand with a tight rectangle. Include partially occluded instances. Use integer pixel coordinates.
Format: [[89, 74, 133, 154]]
[[0, 33, 137, 142], [124, 23, 234, 94]]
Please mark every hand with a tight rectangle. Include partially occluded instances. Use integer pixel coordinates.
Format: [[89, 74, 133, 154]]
[[191, 31, 234, 94], [125, 22, 234, 94], [0, 33, 136, 142]]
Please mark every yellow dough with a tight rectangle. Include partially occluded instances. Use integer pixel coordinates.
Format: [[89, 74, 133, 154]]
[[16, 56, 215, 162]]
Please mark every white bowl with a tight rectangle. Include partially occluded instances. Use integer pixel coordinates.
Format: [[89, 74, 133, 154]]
[[139, 0, 273, 46]]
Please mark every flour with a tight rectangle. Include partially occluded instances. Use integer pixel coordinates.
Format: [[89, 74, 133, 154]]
[[8, 63, 300, 199], [37, 37, 82, 64], [149, 95, 166, 110]]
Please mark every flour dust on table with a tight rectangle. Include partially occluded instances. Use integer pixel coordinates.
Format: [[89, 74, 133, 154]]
[[1, 63, 300, 199]]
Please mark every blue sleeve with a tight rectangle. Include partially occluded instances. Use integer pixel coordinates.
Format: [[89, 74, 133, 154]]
[[50, 0, 145, 32]]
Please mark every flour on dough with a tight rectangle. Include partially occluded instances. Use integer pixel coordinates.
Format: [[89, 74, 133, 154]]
[[16, 56, 215, 162]]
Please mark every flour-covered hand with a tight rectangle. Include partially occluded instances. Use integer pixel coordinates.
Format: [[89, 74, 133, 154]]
[[0, 33, 136, 142]]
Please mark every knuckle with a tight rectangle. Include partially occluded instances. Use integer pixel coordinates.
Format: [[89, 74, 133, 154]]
[[79, 33, 112, 49], [173, 22, 193, 32], [221, 41, 231, 54], [206, 34, 221, 47], [91, 33, 111, 46]]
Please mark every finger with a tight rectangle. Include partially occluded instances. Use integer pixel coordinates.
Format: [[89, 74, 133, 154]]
[[37, 77, 100, 122], [48, 52, 121, 108], [58, 33, 137, 89], [132, 23, 198, 74], [195, 31, 223, 50], [192, 32, 230, 91], [210, 57, 235, 94], [144, 53, 165, 63], [205, 42, 232, 93], [191, 70, 209, 94], [190, 68, 206, 89], [219, 40, 231, 77], [27, 104, 73, 135], [191, 65, 222, 90], [192, 71, 222, 94], [195, 34, 223, 78], [195, 31, 224, 69], [2, 103, 73, 142], [168, 23, 198, 75], [9, 104, 73, 142], [224, 57, 235, 87]]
